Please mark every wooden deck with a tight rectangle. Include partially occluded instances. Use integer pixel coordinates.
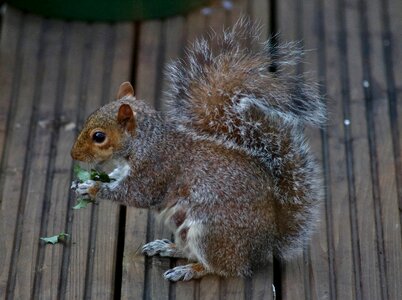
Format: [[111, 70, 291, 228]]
[[0, 0, 401, 299]]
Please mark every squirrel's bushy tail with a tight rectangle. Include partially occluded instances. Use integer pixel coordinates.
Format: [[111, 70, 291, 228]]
[[166, 18, 325, 137], [166, 18, 325, 257]]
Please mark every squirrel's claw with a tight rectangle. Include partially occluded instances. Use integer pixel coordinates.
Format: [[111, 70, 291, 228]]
[[75, 180, 96, 197], [142, 239, 178, 257], [70, 180, 79, 190], [163, 263, 207, 281], [164, 265, 195, 281]]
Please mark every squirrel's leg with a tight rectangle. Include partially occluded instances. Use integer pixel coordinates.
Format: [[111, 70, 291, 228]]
[[142, 239, 185, 258], [163, 263, 209, 281]]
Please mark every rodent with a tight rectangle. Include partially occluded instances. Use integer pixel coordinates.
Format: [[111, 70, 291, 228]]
[[70, 19, 325, 281]]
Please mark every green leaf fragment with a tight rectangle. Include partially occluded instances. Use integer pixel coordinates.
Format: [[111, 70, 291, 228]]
[[74, 165, 114, 183], [72, 165, 114, 210], [40, 233, 69, 244], [74, 165, 91, 182], [73, 197, 95, 210], [90, 169, 113, 183]]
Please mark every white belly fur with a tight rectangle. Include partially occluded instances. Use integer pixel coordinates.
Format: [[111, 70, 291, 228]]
[[107, 161, 131, 190]]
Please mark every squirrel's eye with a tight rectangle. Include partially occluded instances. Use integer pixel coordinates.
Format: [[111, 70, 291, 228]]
[[92, 131, 106, 144]]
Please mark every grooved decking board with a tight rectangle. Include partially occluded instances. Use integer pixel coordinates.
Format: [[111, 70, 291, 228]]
[[0, 8, 22, 297], [0, 12, 42, 299], [387, 0, 402, 227], [1, 0, 402, 299], [37, 22, 87, 300], [278, 0, 402, 300], [365, 0, 402, 298]]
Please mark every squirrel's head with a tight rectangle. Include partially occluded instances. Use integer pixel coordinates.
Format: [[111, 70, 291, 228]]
[[71, 82, 137, 163]]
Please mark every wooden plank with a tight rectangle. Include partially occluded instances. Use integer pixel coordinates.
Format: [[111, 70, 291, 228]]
[[0, 8, 23, 298], [11, 19, 64, 300], [0, 8, 22, 297], [135, 21, 162, 107], [387, 0, 402, 230], [345, 0, 387, 298], [301, 1, 331, 299], [0, 8, 21, 162], [185, 5, 206, 44], [0, 12, 42, 299], [159, 17, 185, 113], [250, 0, 269, 40], [365, 0, 402, 298], [387, 6, 402, 295], [37, 22, 87, 300], [121, 207, 147, 300], [85, 24, 119, 298], [64, 23, 113, 300], [323, 0, 356, 298]]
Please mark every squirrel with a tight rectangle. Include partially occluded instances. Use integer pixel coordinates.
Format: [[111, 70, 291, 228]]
[[71, 19, 325, 281]]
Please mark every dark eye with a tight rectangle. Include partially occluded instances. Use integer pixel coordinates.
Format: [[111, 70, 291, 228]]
[[92, 131, 106, 143]]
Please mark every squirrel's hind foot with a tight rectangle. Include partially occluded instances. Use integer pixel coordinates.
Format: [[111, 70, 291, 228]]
[[163, 263, 208, 281], [142, 239, 185, 258]]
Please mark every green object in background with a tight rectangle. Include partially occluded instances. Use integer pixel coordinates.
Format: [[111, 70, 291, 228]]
[[7, 0, 210, 21]]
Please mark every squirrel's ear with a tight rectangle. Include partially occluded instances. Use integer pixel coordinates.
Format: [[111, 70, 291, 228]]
[[117, 104, 136, 133], [116, 82, 135, 100]]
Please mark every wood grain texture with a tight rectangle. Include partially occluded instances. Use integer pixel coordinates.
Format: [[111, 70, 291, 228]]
[[12, 19, 63, 300], [325, 0, 357, 298], [0, 12, 42, 299], [345, 0, 383, 298], [365, 0, 402, 298], [0, 8, 20, 163], [387, 0, 402, 233], [302, 1, 331, 299], [2, 0, 402, 299], [63, 23, 121, 300], [37, 22, 87, 300], [0, 10, 22, 297]]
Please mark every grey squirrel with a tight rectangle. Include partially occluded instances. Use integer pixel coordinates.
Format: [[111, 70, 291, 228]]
[[71, 19, 325, 281]]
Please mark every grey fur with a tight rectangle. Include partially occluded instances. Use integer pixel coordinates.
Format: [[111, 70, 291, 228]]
[[72, 18, 325, 280]]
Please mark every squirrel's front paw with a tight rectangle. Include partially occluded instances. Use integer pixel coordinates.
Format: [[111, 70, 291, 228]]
[[72, 180, 100, 198]]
